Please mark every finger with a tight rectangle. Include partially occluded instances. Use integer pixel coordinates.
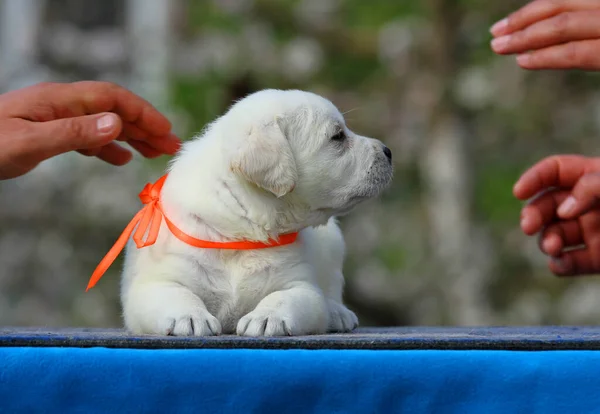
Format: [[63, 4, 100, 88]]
[[556, 173, 600, 219], [520, 189, 570, 234], [513, 154, 600, 200], [2, 81, 178, 140], [579, 209, 600, 246], [120, 123, 181, 155], [140, 132, 181, 155], [21, 113, 122, 160], [77, 142, 132, 165], [548, 247, 600, 276], [539, 220, 583, 256], [127, 140, 163, 159], [491, 10, 600, 55], [77, 148, 102, 157], [516, 39, 600, 69], [490, 0, 600, 37], [95, 143, 133, 166], [550, 211, 600, 275]]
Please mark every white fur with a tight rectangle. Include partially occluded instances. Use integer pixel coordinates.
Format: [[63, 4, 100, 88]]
[[120, 89, 393, 336]]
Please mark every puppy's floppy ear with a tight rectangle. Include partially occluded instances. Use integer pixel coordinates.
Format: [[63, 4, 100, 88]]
[[231, 116, 297, 198]]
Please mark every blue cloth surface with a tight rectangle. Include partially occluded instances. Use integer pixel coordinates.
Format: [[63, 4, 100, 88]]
[[1, 347, 599, 413]]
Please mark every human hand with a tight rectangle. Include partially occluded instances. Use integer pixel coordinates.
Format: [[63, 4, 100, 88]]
[[0, 81, 181, 180], [490, 0, 600, 70], [514, 155, 600, 276]]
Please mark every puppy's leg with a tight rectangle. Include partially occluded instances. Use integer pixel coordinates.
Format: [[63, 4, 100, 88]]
[[123, 281, 222, 336], [236, 276, 328, 337], [121, 241, 222, 336], [325, 270, 359, 333], [307, 218, 359, 333]]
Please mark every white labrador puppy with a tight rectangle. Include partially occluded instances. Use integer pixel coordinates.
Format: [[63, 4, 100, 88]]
[[121, 89, 393, 336]]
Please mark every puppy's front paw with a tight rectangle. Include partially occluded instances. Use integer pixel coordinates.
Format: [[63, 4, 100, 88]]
[[236, 309, 295, 337], [124, 283, 222, 337], [327, 300, 358, 333], [158, 308, 222, 337]]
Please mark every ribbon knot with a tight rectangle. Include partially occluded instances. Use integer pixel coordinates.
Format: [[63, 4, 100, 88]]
[[132, 175, 168, 249], [138, 181, 161, 205], [86, 174, 299, 292]]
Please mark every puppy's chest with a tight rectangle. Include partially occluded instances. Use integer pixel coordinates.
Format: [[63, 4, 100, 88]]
[[193, 252, 288, 325]]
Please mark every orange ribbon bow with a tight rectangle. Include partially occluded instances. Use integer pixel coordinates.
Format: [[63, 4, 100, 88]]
[[86, 174, 299, 291]]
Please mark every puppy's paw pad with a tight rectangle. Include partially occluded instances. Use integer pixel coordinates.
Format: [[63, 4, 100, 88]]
[[328, 301, 358, 333], [159, 310, 222, 337], [236, 309, 294, 337]]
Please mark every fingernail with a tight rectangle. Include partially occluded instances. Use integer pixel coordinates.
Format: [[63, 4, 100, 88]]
[[491, 35, 511, 52], [490, 18, 508, 36], [558, 196, 577, 217], [97, 114, 116, 133], [542, 238, 553, 254], [513, 179, 525, 197], [516, 53, 531, 66], [520, 215, 532, 230]]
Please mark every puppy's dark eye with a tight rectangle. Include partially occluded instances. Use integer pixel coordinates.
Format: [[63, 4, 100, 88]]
[[331, 130, 346, 141]]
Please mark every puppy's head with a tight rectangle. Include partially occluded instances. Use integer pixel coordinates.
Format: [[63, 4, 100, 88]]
[[227, 89, 393, 219]]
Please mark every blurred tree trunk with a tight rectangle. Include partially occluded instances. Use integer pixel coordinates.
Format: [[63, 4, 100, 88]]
[[420, 0, 495, 325], [0, 0, 48, 92], [126, 0, 172, 113]]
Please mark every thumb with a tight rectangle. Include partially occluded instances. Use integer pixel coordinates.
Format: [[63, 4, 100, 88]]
[[557, 172, 600, 219], [28, 113, 123, 157]]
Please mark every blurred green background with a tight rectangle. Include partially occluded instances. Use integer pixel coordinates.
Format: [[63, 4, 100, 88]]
[[2, 0, 600, 328]]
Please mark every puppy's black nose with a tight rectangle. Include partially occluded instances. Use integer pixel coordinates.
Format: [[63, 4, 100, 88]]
[[383, 146, 392, 162]]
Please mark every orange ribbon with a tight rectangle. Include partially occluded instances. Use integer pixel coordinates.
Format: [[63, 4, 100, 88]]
[[86, 174, 299, 291]]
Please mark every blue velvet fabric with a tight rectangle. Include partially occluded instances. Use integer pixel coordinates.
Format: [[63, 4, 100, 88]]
[[0, 347, 598, 413]]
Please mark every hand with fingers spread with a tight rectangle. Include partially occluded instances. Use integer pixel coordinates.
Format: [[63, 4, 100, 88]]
[[515, 155, 600, 276], [0, 81, 181, 180], [490, 0, 600, 70]]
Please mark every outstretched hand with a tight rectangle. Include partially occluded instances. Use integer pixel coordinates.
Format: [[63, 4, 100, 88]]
[[490, 0, 600, 70], [0, 81, 181, 180], [515, 155, 600, 276]]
